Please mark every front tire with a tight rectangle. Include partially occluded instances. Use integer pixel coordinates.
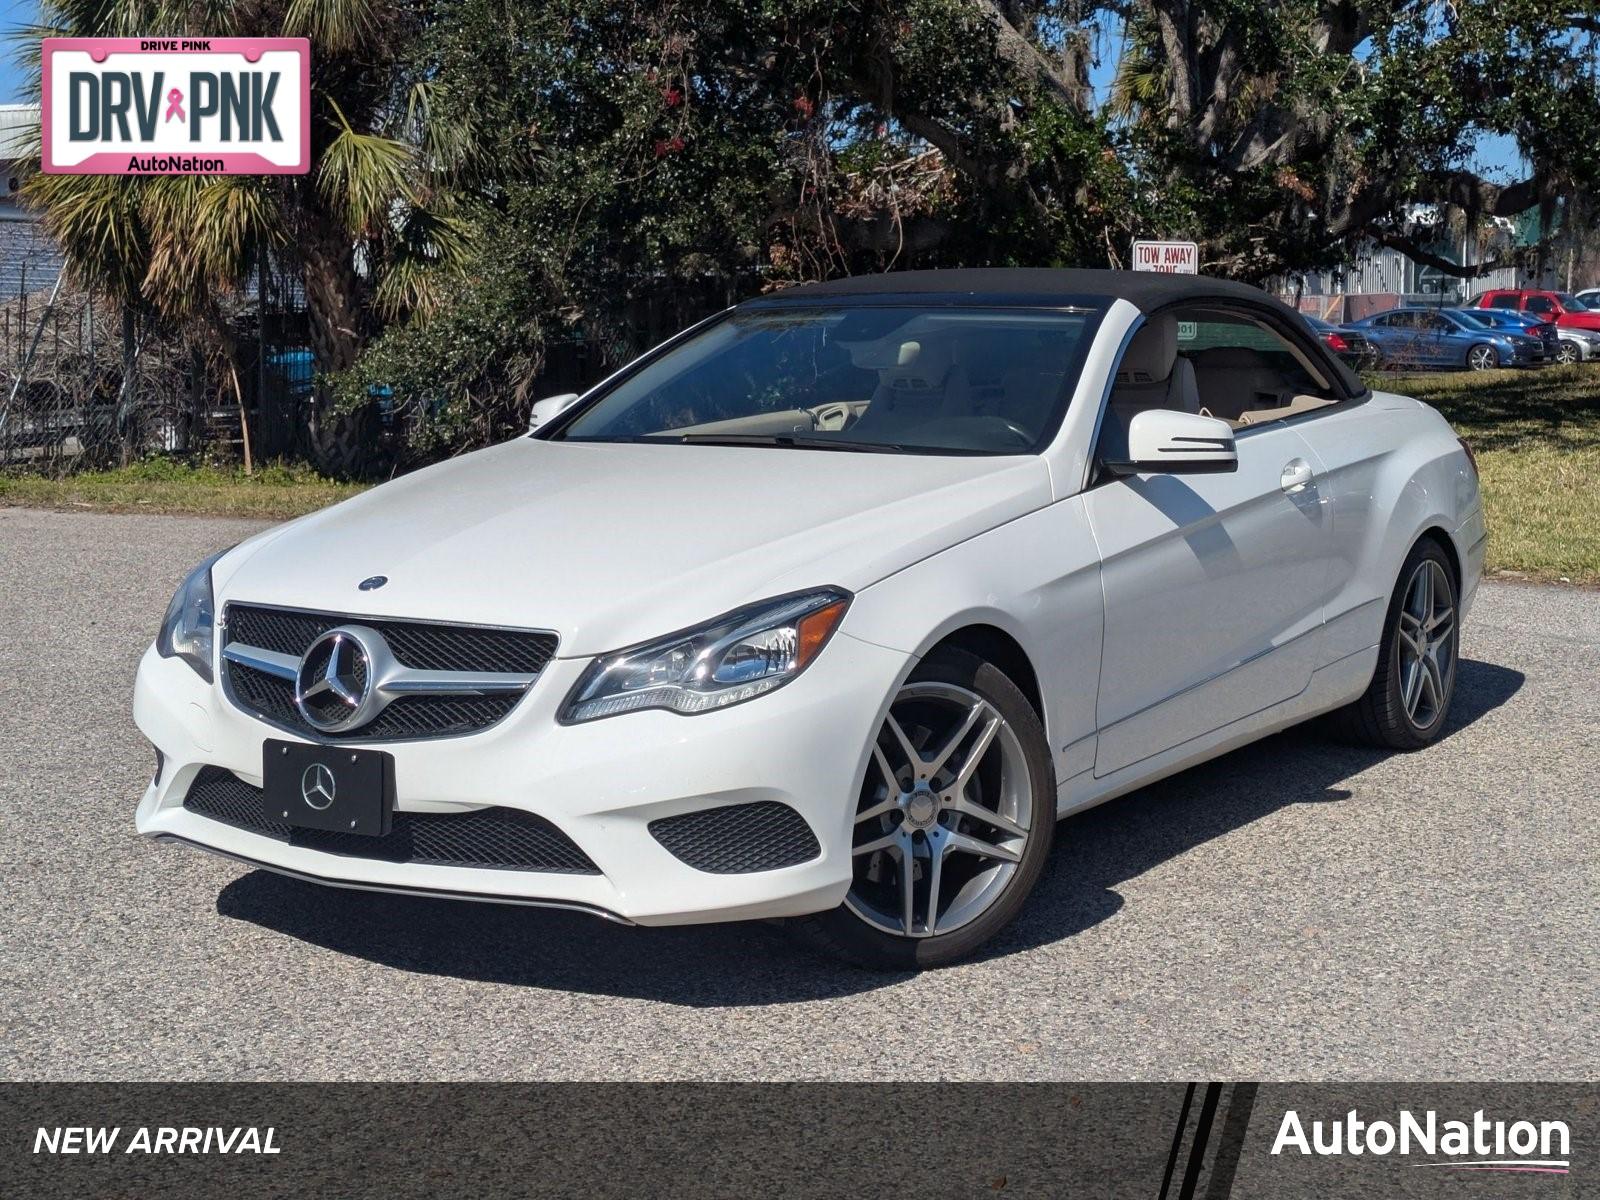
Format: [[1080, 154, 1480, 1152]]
[[794, 647, 1055, 970], [1466, 343, 1499, 371], [1557, 341, 1580, 365], [1333, 539, 1459, 750]]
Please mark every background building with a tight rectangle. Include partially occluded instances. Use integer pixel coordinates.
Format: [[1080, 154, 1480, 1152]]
[[1278, 208, 1565, 320], [1, 103, 63, 297]]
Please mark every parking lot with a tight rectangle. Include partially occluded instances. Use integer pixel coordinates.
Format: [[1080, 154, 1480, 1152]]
[[2, 505, 1595, 1082]]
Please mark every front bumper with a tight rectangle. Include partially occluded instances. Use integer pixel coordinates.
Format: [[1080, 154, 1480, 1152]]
[[134, 631, 912, 925], [1560, 336, 1600, 362]]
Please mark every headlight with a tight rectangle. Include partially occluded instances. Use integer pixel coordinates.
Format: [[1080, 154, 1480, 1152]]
[[155, 549, 228, 682], [561, 589, 850, 722]]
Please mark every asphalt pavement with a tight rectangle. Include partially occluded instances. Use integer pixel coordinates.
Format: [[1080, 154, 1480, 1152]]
[[1, 505, 1594, 1081]]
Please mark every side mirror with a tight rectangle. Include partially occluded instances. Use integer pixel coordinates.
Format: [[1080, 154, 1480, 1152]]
[[1107, 409, 1237, 476], [528, 392, 581, 434]]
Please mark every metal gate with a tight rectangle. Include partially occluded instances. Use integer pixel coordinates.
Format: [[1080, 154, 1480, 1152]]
[[0, 221, 194, 471]]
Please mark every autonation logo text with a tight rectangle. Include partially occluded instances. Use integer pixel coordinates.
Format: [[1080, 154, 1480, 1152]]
[[1272, 1108, 1571, 1175]]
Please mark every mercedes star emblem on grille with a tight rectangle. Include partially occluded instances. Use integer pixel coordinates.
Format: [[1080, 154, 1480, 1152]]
[[300, 762, 337, 809], [221, 611, 549, 739], [294, 627, 382, 732]]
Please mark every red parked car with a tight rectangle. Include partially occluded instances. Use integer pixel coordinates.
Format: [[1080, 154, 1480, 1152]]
[[1470, 288, 1600, 332]]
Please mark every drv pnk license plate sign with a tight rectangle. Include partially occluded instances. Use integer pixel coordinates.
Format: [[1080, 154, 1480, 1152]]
[[41, 38, 309, 175]]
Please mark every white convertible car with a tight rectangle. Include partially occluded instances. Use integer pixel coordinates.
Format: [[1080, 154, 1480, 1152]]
[[135, 269, 1485, 968]]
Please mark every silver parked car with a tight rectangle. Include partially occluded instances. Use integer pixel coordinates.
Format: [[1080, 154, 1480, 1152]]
[[1556, 325, 1600, 363]]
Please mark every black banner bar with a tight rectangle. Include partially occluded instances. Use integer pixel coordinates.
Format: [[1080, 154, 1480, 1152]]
[[2, 1083, 1592, 1199]]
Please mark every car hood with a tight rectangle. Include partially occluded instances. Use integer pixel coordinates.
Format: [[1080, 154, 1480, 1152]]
[[216, 438, 1052, 656], [1557, 312, 1600, 331]]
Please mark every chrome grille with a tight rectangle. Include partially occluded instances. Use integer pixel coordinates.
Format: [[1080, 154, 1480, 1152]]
[[227, 605, 556, 672], [221, 603, 557, 742]]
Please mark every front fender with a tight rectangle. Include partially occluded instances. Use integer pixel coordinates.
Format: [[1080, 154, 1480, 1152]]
[[841, 496, 1104, 778]]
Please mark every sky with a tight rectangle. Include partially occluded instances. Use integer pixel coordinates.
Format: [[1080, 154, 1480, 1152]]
[[1, 0, 33, 103], [0, 0, 1527, 179]]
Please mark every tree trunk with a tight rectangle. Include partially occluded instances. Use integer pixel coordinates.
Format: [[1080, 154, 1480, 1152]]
[[297, 218, 381, 478], [187, 344, 204, 453], [199, 311, 255, 473], [300, 220, 367, 371], [117, 305, 137, 466], [227, 360, 253, 475]]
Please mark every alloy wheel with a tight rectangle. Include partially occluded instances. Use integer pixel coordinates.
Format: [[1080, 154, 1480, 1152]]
[[1467, 345, 1497, 371], [1395, 559, 1456, 731], [1558, 343, 1579, 364], [845, 682, 1033, 938]]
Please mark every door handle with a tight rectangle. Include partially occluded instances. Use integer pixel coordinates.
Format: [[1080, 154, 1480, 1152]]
[[1281, 458, 1314, 494]]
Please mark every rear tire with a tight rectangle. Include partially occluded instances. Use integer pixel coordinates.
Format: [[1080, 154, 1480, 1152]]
[[1332, 539, 1459, 750], [1557, 341, 1580, 365], [793, 647, 1055, 970]]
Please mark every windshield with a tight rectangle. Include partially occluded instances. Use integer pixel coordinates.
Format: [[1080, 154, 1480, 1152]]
[[1555, 293, 1591, 310], [554, 304, 1104, 454]]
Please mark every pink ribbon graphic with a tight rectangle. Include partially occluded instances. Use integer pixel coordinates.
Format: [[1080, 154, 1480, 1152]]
[[164, 87, 185, 123]]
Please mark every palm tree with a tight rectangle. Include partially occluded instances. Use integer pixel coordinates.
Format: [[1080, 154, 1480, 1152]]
[[14, 0, 482, 474]]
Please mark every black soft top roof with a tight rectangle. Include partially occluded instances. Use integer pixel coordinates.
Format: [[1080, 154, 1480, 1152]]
[[744, 267, 1279, 311], [742, 268, 1368, 398]]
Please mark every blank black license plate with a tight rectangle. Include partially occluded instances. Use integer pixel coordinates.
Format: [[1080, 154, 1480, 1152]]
[[263, 740, 393, 836]]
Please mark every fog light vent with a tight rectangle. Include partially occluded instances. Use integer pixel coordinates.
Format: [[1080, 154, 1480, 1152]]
[[648, 802, 820, 874]]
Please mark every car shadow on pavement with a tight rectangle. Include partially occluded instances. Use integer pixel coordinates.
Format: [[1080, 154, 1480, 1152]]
[[976, 656, 1525, 963], [216, 658, 1523, 1004]]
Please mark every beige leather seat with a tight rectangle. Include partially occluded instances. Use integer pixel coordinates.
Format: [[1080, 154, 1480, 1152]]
[[1191, 346, 1287, 419], [1102, 316, 1200, 457], [851, 338, 955, 437]]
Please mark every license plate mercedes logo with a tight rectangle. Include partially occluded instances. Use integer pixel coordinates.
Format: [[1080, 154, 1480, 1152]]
[[300, 762, 336, 810]]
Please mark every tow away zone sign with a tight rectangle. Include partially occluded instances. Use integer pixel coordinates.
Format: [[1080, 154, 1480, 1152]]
[[1131, 240, 1198, 274]]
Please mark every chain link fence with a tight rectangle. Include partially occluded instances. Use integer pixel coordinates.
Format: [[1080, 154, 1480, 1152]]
[[2, 218, 743, 476], [1, 220, 198, 471], [0, 219, 320, 473]]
